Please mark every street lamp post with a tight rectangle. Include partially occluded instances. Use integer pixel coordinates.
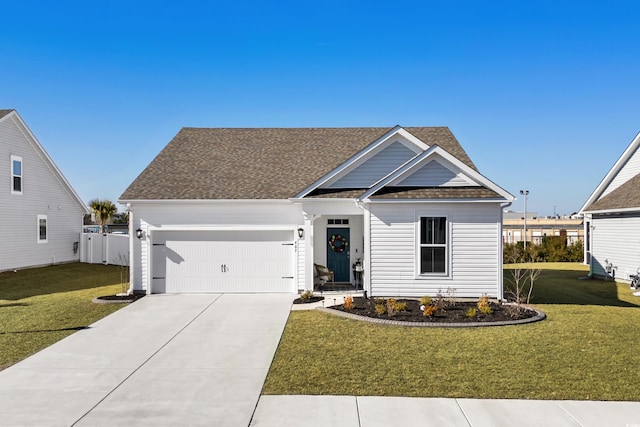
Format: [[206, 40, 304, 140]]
[[520, 190, 529, 251]]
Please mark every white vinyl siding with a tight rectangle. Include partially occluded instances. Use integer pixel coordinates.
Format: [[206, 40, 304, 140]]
[[37, 214, 48, 243], [11, 155, 22, 194], [328, 141, 416, 188], [0, 114, 85, 271], [397, 160, 472, 187], [369, 202, 502, 298], [589, 214, 640, 281]]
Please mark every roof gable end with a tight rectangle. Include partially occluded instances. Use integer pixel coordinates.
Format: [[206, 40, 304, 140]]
[[295, 127, 434, 198], [0, 110, 88, 213], [359, 146, 514, 202], [580, 132, 640, 213], [393, 158, 476, 187]]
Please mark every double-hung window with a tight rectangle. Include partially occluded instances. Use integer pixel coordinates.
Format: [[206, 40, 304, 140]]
[[11, 155, 22, 194], [419, 216, 447, 274]]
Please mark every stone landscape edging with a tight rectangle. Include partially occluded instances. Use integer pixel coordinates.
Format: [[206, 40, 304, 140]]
[[316, 306, 546, 328]]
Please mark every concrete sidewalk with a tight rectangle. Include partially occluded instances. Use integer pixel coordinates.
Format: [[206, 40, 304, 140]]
[[251, 395, 640, 427], [0, 294, 293, 427]]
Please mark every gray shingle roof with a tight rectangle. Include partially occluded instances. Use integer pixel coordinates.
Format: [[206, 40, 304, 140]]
[[0, 109, 15, 119], [120, 127, 477, 200], [584, 173, 640, 212], [369, 186, 502, 199]]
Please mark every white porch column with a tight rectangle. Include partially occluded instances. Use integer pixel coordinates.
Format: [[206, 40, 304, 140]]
[[303, 214, 316, 291], [361, 203, 372, 296]]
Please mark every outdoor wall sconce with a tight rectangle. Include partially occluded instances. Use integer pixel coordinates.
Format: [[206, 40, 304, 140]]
[[297, 227, 304, 238], [135, 228, 145, 239]]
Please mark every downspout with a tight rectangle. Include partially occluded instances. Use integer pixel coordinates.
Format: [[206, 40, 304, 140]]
[[499, 202, 513, 301], [126, 204, 135, 295]]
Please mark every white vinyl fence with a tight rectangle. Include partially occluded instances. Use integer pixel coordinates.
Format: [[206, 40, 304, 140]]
[[80, 233, 130, 266]]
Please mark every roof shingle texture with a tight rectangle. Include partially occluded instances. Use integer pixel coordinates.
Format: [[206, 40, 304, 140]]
[[584, 173, 640, 212], [369, 187, 502, 199], [120, 127, 477, 200]]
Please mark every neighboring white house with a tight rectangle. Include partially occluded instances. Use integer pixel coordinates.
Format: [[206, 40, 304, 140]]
[[120, 126, 514, 298], [0, 109, 88, 271], [580, 132, 640, 281]]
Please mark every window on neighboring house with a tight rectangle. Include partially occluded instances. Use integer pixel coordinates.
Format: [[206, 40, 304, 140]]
[[11, 155, 22, 194], [419, 216, 447, 274], [37, 215, 47, 243]]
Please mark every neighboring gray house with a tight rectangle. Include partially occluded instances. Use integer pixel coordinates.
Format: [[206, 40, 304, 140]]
[[0, 109, 88, 271], [580, 132, 640, 281], [120, 126, 514, 298]]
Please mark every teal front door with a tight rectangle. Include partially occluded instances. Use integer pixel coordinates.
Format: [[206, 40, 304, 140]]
[[327, 228, 350, 282]]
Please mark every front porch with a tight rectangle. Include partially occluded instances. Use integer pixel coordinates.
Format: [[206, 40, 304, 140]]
[[299, 208, 366, 294]]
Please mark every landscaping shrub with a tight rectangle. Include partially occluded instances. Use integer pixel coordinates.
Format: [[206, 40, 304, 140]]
[[420, 295, 433, 306], [300, 290, 315, 301], [477, 294, 493, 315], [422, 304, 437, 317], [503, 239, 583, 264], [343, 295, 354, 310], [394, 301, 408, 312], [385, 298, 397, 316], [465, 307, 477, 319]]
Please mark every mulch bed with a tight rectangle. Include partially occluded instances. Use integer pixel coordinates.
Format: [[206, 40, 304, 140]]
[[92, 294, 145, 304], [330, 297, 537, 323], [293, 296, 325, 304]]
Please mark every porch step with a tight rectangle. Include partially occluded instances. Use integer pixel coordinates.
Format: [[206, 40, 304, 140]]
[[318, 282, 358, 292]]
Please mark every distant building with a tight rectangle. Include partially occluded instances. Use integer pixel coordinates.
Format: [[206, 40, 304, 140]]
[[502, 211, 583, 245]]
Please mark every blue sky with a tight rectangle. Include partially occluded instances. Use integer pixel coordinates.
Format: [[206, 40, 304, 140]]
[[2, 1, 639, 216]]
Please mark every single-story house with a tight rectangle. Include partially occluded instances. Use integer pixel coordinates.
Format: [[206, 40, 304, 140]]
[[0, 109, 88, 271], [580, 132, 640, 281], [120, 126, 514, 298]]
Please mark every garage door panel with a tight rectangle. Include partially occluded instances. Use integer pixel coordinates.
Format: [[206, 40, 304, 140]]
[[153, 234, 295, 293]]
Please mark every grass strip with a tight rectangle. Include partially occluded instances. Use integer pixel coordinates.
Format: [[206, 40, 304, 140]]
[[0, 263, 128, 370]]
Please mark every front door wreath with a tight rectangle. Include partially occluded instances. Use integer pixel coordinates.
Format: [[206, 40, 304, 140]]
[[329, 234, 348, 252]]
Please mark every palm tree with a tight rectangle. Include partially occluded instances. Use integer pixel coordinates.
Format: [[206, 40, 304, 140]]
[[89, 199, 118, 233]]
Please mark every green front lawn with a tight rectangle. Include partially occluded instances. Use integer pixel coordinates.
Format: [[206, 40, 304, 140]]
[[264, 263, 640, 400], [0, 263, 129, 370]]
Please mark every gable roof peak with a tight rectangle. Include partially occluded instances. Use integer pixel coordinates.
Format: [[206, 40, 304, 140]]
[[0, 109, 16, 120], [580, 131, 640, 213]]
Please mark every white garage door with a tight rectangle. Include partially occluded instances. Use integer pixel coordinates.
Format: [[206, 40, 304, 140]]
[[151, 230, 295, 293]]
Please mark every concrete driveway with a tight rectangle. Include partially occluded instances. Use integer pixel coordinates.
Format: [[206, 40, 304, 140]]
[[0, 294, 293, 427]]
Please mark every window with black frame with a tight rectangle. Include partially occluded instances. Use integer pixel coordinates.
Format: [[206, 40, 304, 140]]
[[420, 216, 447, 274]]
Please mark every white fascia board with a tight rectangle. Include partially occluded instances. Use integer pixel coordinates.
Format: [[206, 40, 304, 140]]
[[579, 132, 640, 213], [581, 206, 640, 215], [146, 224, 298, 232], [359, 146, 514, 202], [367, 198, 509, 204], [120, 198, 293, 206], [8, 111, 89, 214], [289, 197, 357, 203], [293, 125, 428, 198], [395, 127, 430, 151], [289, 197, 364, 215]]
